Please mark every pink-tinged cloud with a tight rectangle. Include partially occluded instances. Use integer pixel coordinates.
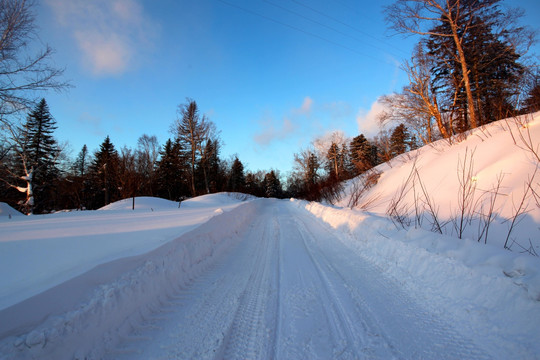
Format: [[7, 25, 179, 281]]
[[254, 117, 296, 146], [356, 99, 388, 138], [295, 96, 314, 115]]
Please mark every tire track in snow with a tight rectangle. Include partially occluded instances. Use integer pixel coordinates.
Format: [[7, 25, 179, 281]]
[[292, 204, 491, 359], [219, 207, 280, 360]]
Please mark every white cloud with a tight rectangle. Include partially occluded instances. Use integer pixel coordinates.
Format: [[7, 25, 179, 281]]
[[253, 97, 313, 147], [47, 0, 159, 76], [356, 99, 388, 138]]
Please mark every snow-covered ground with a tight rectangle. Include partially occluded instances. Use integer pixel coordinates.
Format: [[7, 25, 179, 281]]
[[337, 112, 540, 252], [0, 194, 246, 312], [0, 115, 539, 359]]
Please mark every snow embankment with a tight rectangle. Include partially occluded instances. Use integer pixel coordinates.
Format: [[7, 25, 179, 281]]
[[0, 202, 23, 217], [294, 199, 540, 357], [0, 194, 246, 311], [337, 112, 540, 251], [0, 197, 261, 359]]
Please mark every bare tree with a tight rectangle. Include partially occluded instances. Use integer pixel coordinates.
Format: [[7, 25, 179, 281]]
[[0, 0, 68, 119], [136, 134, 159, 195], [380, 43, 453, 142], [174, 99, 210, 197]]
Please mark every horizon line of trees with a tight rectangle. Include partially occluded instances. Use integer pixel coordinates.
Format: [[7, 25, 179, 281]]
[[0, 98, 292, 213]]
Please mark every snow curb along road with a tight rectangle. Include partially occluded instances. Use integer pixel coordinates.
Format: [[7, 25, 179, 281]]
[[291, 199, 540, 358], [0, 199, 260, 360]]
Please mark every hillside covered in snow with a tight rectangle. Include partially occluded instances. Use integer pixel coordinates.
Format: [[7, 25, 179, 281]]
[[337, 112, 540, 253]]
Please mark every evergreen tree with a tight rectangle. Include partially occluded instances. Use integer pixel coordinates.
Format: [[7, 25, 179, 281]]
[[174, 99, 210, 196], [426, 0, 525, 128], [245, 172, 264, 197], [390, 124, 411, 158], [155, 138, 189, 200], [264, 170, 282, 198], [349, 134, 377, 175], [228, 157, 245, 192], [72, 144, 89, 177], [326, 142, 346, 180], [523, 74, 540, 113], [20, 98, 59, 213], [89, 136, 119, 208]]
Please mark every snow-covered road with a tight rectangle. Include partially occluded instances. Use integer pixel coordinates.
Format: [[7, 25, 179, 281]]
[[106, 199, 487, 359]]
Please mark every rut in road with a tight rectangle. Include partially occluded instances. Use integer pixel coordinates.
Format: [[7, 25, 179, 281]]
[[107, 199, 489, 359]]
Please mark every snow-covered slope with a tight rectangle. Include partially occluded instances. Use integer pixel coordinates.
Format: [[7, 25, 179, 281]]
[[0, 202, 23, 217], [337, 112, 540, 251], [98, 196, 180, 211]]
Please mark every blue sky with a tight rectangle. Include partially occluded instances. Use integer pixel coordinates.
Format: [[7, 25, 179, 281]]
[[37, 0, 539, 174]]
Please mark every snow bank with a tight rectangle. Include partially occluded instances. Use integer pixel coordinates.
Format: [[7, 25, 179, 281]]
[[0, 194, 246, 311], [99, 196, 179, 211], [294, 199, 540, 358], [0, 202, 23, 217], [0, 199, 262, 359]]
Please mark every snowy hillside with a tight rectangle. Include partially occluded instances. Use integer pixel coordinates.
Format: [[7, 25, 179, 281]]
[[337, 112, 540, 253]]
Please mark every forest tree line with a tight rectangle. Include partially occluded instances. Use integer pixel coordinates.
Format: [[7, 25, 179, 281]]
[[0, 95, 423, 213]]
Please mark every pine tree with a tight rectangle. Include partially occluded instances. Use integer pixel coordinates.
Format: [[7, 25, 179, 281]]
[[264, 170, 282, 198], [349, 134, 377, 175], [326, 142, 347, 180], [228, 157, 245, 192], [89, 136, 119, 208], [390, 124, 411, 158], [426, 0, 525, 128], [155, 138, 189, 200], [174, 99, 210, 196], [523, 74, 540, 113], [72, 144, 89, 177], [20, 98, 59, 213]]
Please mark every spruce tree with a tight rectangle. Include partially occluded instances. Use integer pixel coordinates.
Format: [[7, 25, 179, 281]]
[[21, 98, 59, 213], [264, 170, 282, 198], [390, 124, 410, 158], [228, 157, 245, 192], [89, 136, 119, 208], [72, 144, 89, 177], [155, 138, 189, 200]]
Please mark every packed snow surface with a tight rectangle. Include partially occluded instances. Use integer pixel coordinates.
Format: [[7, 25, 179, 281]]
[[0, 194, 539, 359]]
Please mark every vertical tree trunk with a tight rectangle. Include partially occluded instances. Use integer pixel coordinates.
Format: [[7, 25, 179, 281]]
[[450, 21, 478, 129]]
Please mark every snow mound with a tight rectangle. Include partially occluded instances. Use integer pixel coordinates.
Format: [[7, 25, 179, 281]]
[[181, 192, 254, 209], [0, 203, 22, 217], [99, 196, 179, 211]]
